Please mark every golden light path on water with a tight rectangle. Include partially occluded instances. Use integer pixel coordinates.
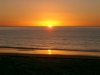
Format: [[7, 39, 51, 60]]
[[48, 50, 51, 54], [0, 48, 100, 57]]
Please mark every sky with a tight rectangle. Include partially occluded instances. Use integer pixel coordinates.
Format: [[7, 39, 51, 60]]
[[0, 0, 100, 26]]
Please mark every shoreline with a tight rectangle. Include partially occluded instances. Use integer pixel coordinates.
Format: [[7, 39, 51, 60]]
[[0, 46, 100, 52], [0, 53, 100, 59], [0, 47, 100, 58]]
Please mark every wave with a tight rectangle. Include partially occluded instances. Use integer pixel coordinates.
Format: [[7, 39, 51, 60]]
[[0, 46, 100, 52]]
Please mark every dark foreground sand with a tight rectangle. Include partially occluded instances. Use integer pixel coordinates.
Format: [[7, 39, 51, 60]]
[[0, 53, 100, 75]]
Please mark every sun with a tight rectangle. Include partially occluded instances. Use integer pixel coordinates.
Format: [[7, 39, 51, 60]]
[[48, 24, 53, 28]]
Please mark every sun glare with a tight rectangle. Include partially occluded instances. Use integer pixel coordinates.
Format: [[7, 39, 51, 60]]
[[48, 24, 53, 28], [36, 20, 61, 26]]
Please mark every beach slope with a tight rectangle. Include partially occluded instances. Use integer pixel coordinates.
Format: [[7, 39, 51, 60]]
[[0, 53, 100, 75]]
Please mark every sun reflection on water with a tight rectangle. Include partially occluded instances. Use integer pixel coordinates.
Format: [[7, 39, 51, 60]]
[[0, 48, 100, 57], [48, 49, 51, 54]]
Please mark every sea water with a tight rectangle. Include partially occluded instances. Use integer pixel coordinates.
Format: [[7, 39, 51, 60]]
[[0, 27, 100, 51]]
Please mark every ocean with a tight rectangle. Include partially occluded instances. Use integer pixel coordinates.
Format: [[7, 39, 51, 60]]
[[0, 27, 100, 51]]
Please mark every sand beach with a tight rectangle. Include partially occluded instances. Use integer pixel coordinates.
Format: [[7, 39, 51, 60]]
[[0, 48, 100, 75]]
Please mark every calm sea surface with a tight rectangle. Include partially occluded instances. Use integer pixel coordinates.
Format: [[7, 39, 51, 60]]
[[0, 27, 100, 51]]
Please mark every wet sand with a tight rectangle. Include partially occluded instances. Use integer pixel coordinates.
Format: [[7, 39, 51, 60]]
[[0, 48, 100, 75]]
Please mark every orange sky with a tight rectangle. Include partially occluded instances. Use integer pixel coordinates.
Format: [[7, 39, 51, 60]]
[[0, 0, 100, 26]]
